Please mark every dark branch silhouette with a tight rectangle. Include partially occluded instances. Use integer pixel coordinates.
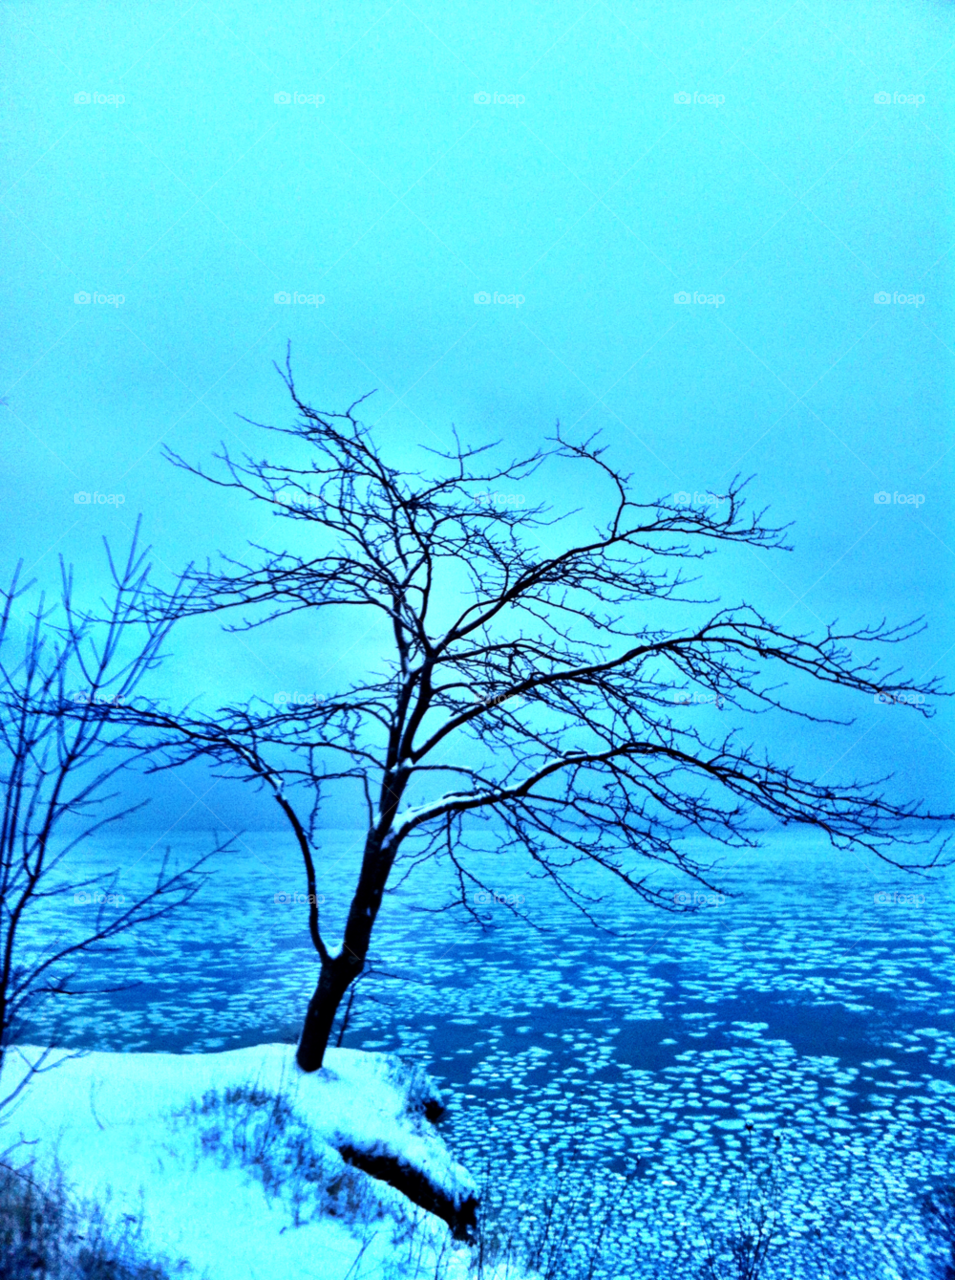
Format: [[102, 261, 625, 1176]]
[[129, 353, 950, 1071], [0, 524, 225, 1109]]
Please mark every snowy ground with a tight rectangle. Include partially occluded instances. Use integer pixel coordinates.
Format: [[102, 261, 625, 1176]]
[[0, 1044, 496, 1280]]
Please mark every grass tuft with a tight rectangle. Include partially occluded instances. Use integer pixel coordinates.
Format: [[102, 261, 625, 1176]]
[[177, 1081, 387, 1229], [0, 1155, 190, 1279]]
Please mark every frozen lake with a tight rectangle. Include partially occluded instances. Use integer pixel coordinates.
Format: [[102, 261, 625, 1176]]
[[23, 827, 955, 1276]]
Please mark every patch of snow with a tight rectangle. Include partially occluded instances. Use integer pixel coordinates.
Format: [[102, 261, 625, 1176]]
[[0, 1044, 493, 1280], [390, 757, 580, 832]]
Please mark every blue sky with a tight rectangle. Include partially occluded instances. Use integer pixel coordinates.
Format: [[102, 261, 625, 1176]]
[[2, 0, 952, 832]]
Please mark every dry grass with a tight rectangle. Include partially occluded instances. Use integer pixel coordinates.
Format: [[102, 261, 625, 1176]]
[[0, 1154, 190, 1279]]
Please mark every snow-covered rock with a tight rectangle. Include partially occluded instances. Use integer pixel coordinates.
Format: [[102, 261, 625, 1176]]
[[0, 1044, 483, 1280]]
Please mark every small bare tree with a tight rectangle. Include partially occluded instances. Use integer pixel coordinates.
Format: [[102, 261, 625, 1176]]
[[0, 525, 219, 1110], [699, 1128, 782, 1280], [133, 354, 949, 1072]]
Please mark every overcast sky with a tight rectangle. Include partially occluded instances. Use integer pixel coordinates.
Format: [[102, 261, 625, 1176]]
[[2, 0, 952, 833]]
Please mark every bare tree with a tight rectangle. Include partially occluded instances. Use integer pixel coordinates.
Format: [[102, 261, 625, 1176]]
[[134, 354, 949, 1072], [0, 525, 220, 1110]]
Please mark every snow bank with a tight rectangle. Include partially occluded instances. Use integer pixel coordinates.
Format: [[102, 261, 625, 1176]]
[[0, 1044, 483, 1280]]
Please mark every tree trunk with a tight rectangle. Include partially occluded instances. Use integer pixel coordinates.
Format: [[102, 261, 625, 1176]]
[[296, 953, 357, 1072], [296, 826, 398, 1072]]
